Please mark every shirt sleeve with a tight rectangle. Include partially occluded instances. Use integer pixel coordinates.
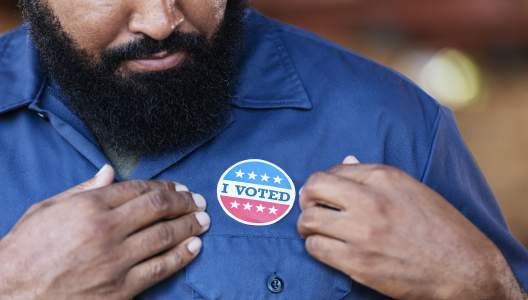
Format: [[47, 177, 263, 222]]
[[421, 106, 528, 291]]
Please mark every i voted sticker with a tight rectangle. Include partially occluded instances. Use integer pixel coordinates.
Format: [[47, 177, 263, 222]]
[[217, 159, 296, 226]]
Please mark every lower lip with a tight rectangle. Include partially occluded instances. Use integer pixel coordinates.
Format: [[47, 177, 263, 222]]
[[125, 52, 186, 72]]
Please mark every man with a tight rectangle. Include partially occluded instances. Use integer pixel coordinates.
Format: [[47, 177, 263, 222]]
[[0, 0, 526, 299]]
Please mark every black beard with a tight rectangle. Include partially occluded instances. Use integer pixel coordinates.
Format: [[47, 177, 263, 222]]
[[20, 0, 245, 156]]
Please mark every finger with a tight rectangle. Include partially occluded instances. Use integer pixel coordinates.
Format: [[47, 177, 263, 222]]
[[85, 180, 192, 209], [56, 164, 115, 199], [297, 155, 360, 198], [123, 212, 210, 264], [328, 164, 402, 187], [297, 206, 346, 239], [113, 189, 206, 234], [305, 235, 375, 289], [17, 165, 116, 224], [299, 171, 371, 211], [342, 155, 360, 165], [304, 235, 351, 274], [123, 237, 202, 298]]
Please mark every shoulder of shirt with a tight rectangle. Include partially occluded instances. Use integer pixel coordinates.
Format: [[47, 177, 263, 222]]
[[0, 25, 26, 60], [265, 16, 442, 132]]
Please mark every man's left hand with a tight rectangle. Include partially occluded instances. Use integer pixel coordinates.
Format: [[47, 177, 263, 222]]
[[298, 157, 523, 300]]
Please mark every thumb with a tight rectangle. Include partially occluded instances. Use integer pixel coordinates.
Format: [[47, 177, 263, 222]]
[[19, 165, 115, 221], [58, 164, 115, 198]]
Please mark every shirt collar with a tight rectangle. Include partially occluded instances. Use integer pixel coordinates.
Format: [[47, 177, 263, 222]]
[[0, 9, 312, 115], [231, 9, 312, 110], [0, 24, 44, 114]]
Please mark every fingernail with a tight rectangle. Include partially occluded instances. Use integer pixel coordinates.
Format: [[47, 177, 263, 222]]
[[96, 164, 111, 177], [299, 186, 303, 196], [187, 237, 202, 254], [343, 155, 360, 165], [94, 164, 114, 187], [195, 212, 211, 230], [175, 183, 189, 192], [192, 193, 207, 210]]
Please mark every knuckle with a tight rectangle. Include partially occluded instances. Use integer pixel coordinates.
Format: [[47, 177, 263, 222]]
[[177, 192, 194, 212], [364, 192, 392, 219], [305, 172, 328, 192], [123, 180, 152, 197], [27, 202, 43, 213], [329, 164, 348, 175], [83, 216, 117, 238], [297, 210, 318, 232], [185, 216, 199, 236], [146, 261, 168, 281], [369, 164, 401, 180], [369, 165, 391, 181], [97, 258, 125, 282], [156, 223, 175, 246], [361, 221, 391, 242], [93, 271, 125, 295], [153, 180, 175, 191], [383, 166, 400, 178], [75, 181, 92, 191], [147, 190, 171, 214], [82, 221, 100, 238], [80, 195, 105, 211], [171, 250, 185, 268], [305, 236, 323, 255], [40, 199, 55, 209], [370, 164, 387, 171]]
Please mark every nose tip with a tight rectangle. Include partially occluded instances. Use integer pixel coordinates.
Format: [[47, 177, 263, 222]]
[[128, 1, 184, 41]]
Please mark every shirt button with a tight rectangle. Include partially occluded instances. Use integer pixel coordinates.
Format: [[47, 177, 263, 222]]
[[36, 112, 48, 121], [267, 274, 284, 294]]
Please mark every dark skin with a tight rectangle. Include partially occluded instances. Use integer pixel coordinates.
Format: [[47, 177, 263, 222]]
[[0, 0, 525, 298], [43, 0, 228, 74], [298, 156, 526, 299], [0, 166, 210, 299]]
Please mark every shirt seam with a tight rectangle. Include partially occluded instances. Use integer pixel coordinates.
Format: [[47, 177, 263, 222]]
[[0, 33, 12, 61], [0, 30, 27, 113], [419, 105, 443, 182], [271, 22, 312, 108], [0, 80, 46, 113], [0, 99, 31, 112]]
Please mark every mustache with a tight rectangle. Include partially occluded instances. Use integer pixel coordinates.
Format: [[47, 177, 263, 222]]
[[100, 31, 209, 70]]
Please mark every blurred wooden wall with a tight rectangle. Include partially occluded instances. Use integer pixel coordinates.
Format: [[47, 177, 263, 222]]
[[253, 0, 528, 49], [0, 0, 21, 32]]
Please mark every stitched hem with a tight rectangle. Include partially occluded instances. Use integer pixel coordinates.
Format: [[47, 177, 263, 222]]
[[419, 105, 443, 182]]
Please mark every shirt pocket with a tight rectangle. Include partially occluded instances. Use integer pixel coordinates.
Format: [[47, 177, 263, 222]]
[[185, 235, 351, 300]]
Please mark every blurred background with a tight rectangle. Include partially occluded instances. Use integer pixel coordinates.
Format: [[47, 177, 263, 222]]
[[1, 0, 527, 246]]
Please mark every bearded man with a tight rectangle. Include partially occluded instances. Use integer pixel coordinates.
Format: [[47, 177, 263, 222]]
[[0, 0, 526, 299]]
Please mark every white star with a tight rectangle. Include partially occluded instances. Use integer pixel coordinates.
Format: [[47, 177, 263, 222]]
[[273, 176, 283, 184], [256, 204, 265, 213], [230, 200, 240, 209], [248, 171, 257, 180], [235, 169, 245, 178], [268, 206, 278, 215], [243, 202, 253, 211], [260, 173, 270, 182]]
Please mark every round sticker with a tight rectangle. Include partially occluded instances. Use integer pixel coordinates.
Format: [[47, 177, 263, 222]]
[[217, 159, 296, 226]]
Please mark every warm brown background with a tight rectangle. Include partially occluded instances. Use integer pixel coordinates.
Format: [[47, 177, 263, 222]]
[[1, 0, 527, 247]]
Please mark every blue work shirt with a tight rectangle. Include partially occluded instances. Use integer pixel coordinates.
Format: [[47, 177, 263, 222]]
[[1, 9, 527, 299]]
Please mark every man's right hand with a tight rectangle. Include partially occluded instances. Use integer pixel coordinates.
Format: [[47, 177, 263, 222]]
[[0, 165, 209, 300]]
